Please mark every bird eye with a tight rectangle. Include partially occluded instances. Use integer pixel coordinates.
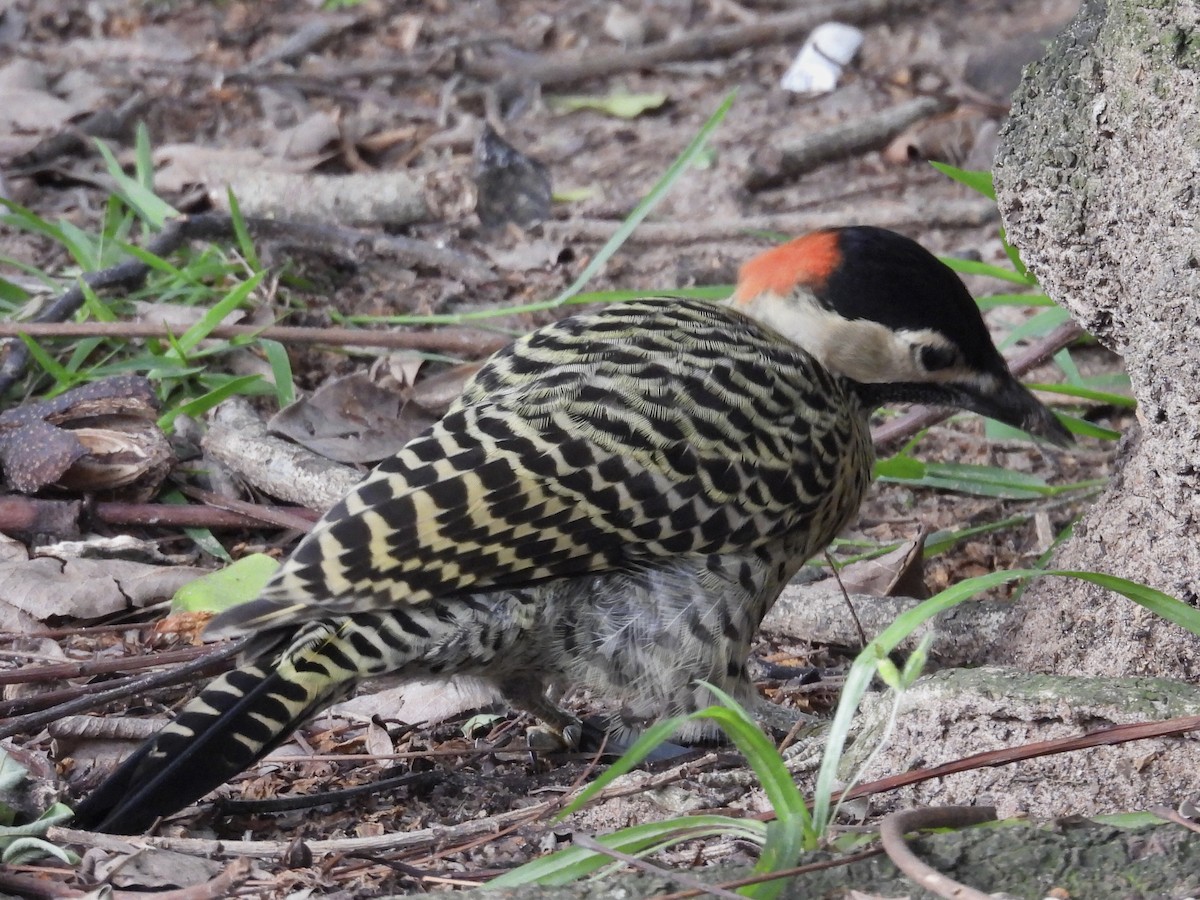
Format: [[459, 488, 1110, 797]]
[[920, 344, 958, 371]]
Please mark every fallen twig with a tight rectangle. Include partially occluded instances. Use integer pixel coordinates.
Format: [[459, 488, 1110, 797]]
[[202, 398, 361, 511], [0, 320, 512, 357], [465, 0, 926, 87], [549, 198, 998, 246], [746, 96, 957, 191], [0, 640, 243, 741], [879, 805, 997, 900], [0, 868, 86, 899], [1150, 805, 1200, 836], [10, 92, 151, 174], [172, 482, 319, 531], [0, 494, 317, 539], [838, 713, 1200, 805], [0, 644, 214, 686], [0, 679, 164, 719], [51, 801, 555, 859], [571, 832, 745, 900]]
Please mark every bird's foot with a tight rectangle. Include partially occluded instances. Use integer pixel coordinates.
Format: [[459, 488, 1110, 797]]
[[526, 717, 583, 752], [749, 659, 823, 684], [575, 716, 701, 763]]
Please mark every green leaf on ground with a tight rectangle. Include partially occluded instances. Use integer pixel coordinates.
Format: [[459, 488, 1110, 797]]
[[172, 553, 280, 613], [548, 92, 669, 118]]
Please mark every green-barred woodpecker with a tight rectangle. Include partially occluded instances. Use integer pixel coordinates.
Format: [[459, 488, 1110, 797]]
[[73, 226, 1070, 834]]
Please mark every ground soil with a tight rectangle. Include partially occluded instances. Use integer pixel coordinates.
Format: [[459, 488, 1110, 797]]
[[0, 1, 1156, 897]]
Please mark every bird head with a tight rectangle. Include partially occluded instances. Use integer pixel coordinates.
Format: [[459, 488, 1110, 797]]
[[730, 226, 1072, 446]]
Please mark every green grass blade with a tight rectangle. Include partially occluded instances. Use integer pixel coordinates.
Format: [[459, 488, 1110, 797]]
[[1053, 346, 1083, 384], [0, 253, 63, 292], [93, 138, 178, 230], [975, 292, 1056, 310], [17, 335, 75, 390], [998, 227, 1030, 280], [176, 271, 265, 353], [929, 162, 995, 200], [261, 339, 296, 408], [490, 815, 766, 887], [338, 285, 732, 327], [133, 124, 157, 195], [812, 569, 1038, 831], [79, 280, 118, 322], [547, 91, 735, 308], [1048, 570, 1200, 636], [55, 220, 101, 270], [697, 688, 807, 825], [940, 256, 1034, 286], [998, 306, 1072, 348], [158, 374, 264, 432], [162, 490, 232, 562], [1, 201, 96, 269], [1054, 413, 1122, 441], [923, 514, 1031, 556], [877, 457, 1059, 499], [558, 716, 688, 818], [1027, 382, 1135, 408], [226, 189, 262, 271]]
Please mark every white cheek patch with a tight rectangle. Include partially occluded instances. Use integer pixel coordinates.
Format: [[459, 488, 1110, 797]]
[[730, 291, 973, 384], [724, 292, 921, 384]]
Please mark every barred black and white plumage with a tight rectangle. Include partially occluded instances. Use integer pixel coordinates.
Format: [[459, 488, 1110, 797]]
[[73, 227, 1070, 834]]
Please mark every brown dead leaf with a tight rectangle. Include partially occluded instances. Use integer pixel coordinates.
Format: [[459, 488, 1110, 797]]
[[837, 527, 930, 598], [0, 741, 61, 823], [405, 361, 481, 415], [131, 299, 247, 330], [0, 88, 73, 133], [2, 636, 67, 703], [882, 109, 992, 166], [270, 110, 340, 159], [482, 236, 571, 273], [334, 678, 500, 726], [0, 557, 208, 629], [268, 370, 439, 464], [98, 848, 223, 890], [53, 716, 167, 783], [365, 719, 394, 758]]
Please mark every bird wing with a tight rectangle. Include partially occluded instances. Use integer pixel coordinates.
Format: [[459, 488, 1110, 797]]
[[210, 298, 857, 635]]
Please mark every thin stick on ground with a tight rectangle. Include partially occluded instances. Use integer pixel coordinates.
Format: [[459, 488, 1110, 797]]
[[0, 494, 317, 539], [832, 713, 1200, 806], [570, 833, 746, 900], [0, 641, 244, 741], [745, 96, 956, 191], [879, 806, 998, 900], [0, 321, 513, 357], [465, 0, 926, 87]]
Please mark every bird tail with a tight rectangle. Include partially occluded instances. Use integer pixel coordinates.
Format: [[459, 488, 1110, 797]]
[[72, 620, 367, 834]]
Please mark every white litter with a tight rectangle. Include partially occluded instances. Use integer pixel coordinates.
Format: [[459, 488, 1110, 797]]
[[780, 22, 864, 94]]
